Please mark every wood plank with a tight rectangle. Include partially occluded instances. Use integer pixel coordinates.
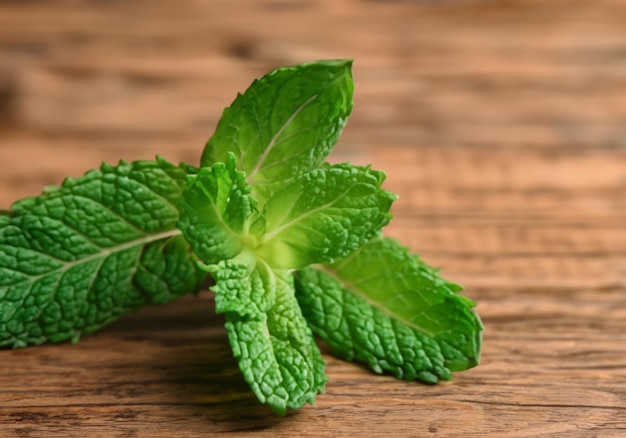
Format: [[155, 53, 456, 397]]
[[0, 294, 624, 437], [1, 0, 625, 436]]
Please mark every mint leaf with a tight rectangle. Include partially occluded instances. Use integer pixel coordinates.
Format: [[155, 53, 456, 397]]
[[255, 163, 397, 269], [204, 251, 275, 317], [201, 60, 354, 204], [294, 237, 483, 383], [177, 153, 257, 265], [207, 257, 326, 415], [0, 158, 206, 348]]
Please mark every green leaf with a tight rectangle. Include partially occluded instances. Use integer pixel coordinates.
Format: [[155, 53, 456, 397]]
[[207, 257, 327, 415], [255, 163, 397, 270], [203, 250, 275, 317], [201, 60, 354, 205], [0, 158, 206, 348], [177, 153, 257, 265], [294, 237, 483, 383]]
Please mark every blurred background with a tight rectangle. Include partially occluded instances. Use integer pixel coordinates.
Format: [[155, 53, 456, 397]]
[[1, 0, 624, 292], [1, 1, 625, 434]]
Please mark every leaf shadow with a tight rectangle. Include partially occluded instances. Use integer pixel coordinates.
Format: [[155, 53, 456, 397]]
[[102, 294, 299, 432], [153, 335, 290, 432]]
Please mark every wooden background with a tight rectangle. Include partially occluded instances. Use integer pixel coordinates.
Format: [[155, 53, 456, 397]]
[[1, 0, 625, 436]]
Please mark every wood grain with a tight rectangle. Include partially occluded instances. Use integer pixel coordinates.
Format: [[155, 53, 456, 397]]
[[1, 0, 625, 436]]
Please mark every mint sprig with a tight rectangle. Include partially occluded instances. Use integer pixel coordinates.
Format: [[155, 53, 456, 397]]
[[0, 60, 482, 415]]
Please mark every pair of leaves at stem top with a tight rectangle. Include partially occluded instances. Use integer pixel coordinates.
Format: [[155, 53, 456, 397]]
[[0, 60, 482, 415]]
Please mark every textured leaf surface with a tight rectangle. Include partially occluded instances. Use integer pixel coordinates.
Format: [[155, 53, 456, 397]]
[[177, 154, 257, 265], [200, 60, 354, 204], [294, 237, 483, 383], [0, 158, 205, 348], [255, 163, 396, 269], [203, 251, 275, 317], [208, 260, 327, 415]]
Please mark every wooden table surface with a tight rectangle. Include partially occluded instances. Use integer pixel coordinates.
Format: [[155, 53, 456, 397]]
[[1, 1, 625, 436]]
